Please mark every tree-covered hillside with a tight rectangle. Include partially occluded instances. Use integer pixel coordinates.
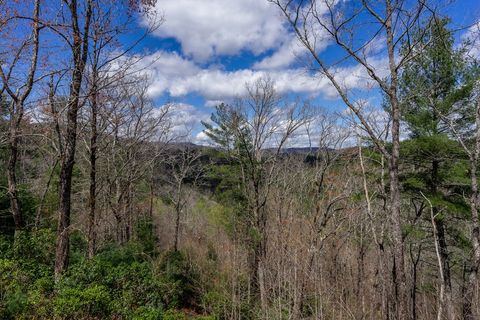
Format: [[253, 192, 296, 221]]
[[1, 0, 480, 319]]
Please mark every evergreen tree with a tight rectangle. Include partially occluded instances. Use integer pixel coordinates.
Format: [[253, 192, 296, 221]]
[[201, 102, 253, 157], [399, 18, 470, 319]]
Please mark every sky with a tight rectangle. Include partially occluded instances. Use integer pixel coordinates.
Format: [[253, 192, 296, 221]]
[[124, 0, 480, 145]]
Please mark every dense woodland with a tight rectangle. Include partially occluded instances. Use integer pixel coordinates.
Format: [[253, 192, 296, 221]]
[[1, 0, 480, 319]]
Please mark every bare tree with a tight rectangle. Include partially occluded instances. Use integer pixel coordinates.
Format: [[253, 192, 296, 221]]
[[102, 76, 170, 245], [50, 0, 158, 278], [204, 77, 310, 314], [53, 0, 94, 280], [290, 112, 352, 318], [161, 147, 203, 251], [269, 1, 434, 317], [81, 0, 162, 258], [421, 192, 449, 320], [0, 0, 41, 238], [438, 80, 480, 320], [465, 85, 480, 320]]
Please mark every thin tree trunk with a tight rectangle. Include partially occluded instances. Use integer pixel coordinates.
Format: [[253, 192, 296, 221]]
[[410, 245, 422, 320], [422, 192, 447, 320], [87, 75, 98, 259], [2, 0, 41, 241], [35, 158, 59, 228], [174, 204, 181, 251], [7, 118, 24, 233], [258, 258, 267, 318], [463, 135, 480, 319], [149, 172, 154, 220], [55, 0, 92, 280], [389, 101, 409, 320], [125, 186, 132, 243], [435, 217, 455, 320], [430, 158, 455, 319], [386, 0, 409, 314]]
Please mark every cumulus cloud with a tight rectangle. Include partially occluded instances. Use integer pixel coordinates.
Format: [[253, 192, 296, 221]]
[[204, 100, 224, 108], [139, 0, 387, 101], [148, 0, 287, 61], [141, 51, 388, 101], [165, 103, 211, 139], [253, 36, 309, 70], [193, 131, 214, 146], [193, 109, 355, 149], [253, 5, 332, 70], [140, 51, 200, 97], [463, 21, 480, 59]]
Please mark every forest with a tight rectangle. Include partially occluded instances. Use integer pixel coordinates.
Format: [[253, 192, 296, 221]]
[[1, 0, 480, 319]]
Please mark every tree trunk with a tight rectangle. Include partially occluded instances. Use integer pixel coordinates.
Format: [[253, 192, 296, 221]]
[[174, 204, 181, 251], [258, 259, 267, 318], [386, 0, 409, 315], [463, 155, 480, 320], [7, 117, 27, 258], [55, 92, 84, 278], [55, 145, 75, 279], [248, 237, 267, 316], [434, 216, 456, 319], [2, 0, 40, 240], [389, 109, 409, 320], [54, 0, 92, 280], [7, 114, 24, 234], [253, 202, 268, 315], [410, 245, 422, 320], [87, 79, 98, 259], [431, 159, 455, 319]]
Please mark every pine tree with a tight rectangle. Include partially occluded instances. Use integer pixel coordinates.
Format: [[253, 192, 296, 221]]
[[399, 18, 470, 320]]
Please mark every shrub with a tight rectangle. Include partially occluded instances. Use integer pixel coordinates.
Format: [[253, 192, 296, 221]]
[[156, 250, 200, 309], [162, 309, 188, 320], [53, 284, 111, 319], [132, 306, 163, 320]]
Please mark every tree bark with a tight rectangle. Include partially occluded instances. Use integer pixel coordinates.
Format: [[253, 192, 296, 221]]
[[54, 0, 92, 280], [87, 75, 98, 259], [7, 117, 24, 232], [463, 98, 480, 319], [388, 77, 409, 320], [386, 0, 409, 316], [430, 158, 455, 319], [1, 0, 41, 239], [174, 204, 181, 252]]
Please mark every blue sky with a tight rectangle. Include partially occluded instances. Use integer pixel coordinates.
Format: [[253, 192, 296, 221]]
[[125, 0, 480, 144]]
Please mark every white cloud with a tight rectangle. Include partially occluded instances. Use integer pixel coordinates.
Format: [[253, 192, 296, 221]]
[[140, 51, 200, 97], [253, 36, 308, 70], [193, 108, 355, 149], [194, 131, 214, 146], [253, 7, 332, 71], [149, 0, 287, 61], [205, 100, 224, 107], [166, 103, 210, 137], [463, 21, 480, 59], [140, 0, 388, 101], [140, 51, 388, 101]]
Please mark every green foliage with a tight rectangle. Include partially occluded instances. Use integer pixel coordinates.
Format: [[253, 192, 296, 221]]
[[156, 250, 200, 309], [202, 103, 245, 151], [53, 284, 111, 318], [0, 185, 38, 236], [136, 217, 158, 255], [132, 306, 163, 320], [0, 231, 213, 319], [194, 197, 232, 233], [399, 18, 467, 137], [163, 309, 188, 320], [0, 257, 45, 319]]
